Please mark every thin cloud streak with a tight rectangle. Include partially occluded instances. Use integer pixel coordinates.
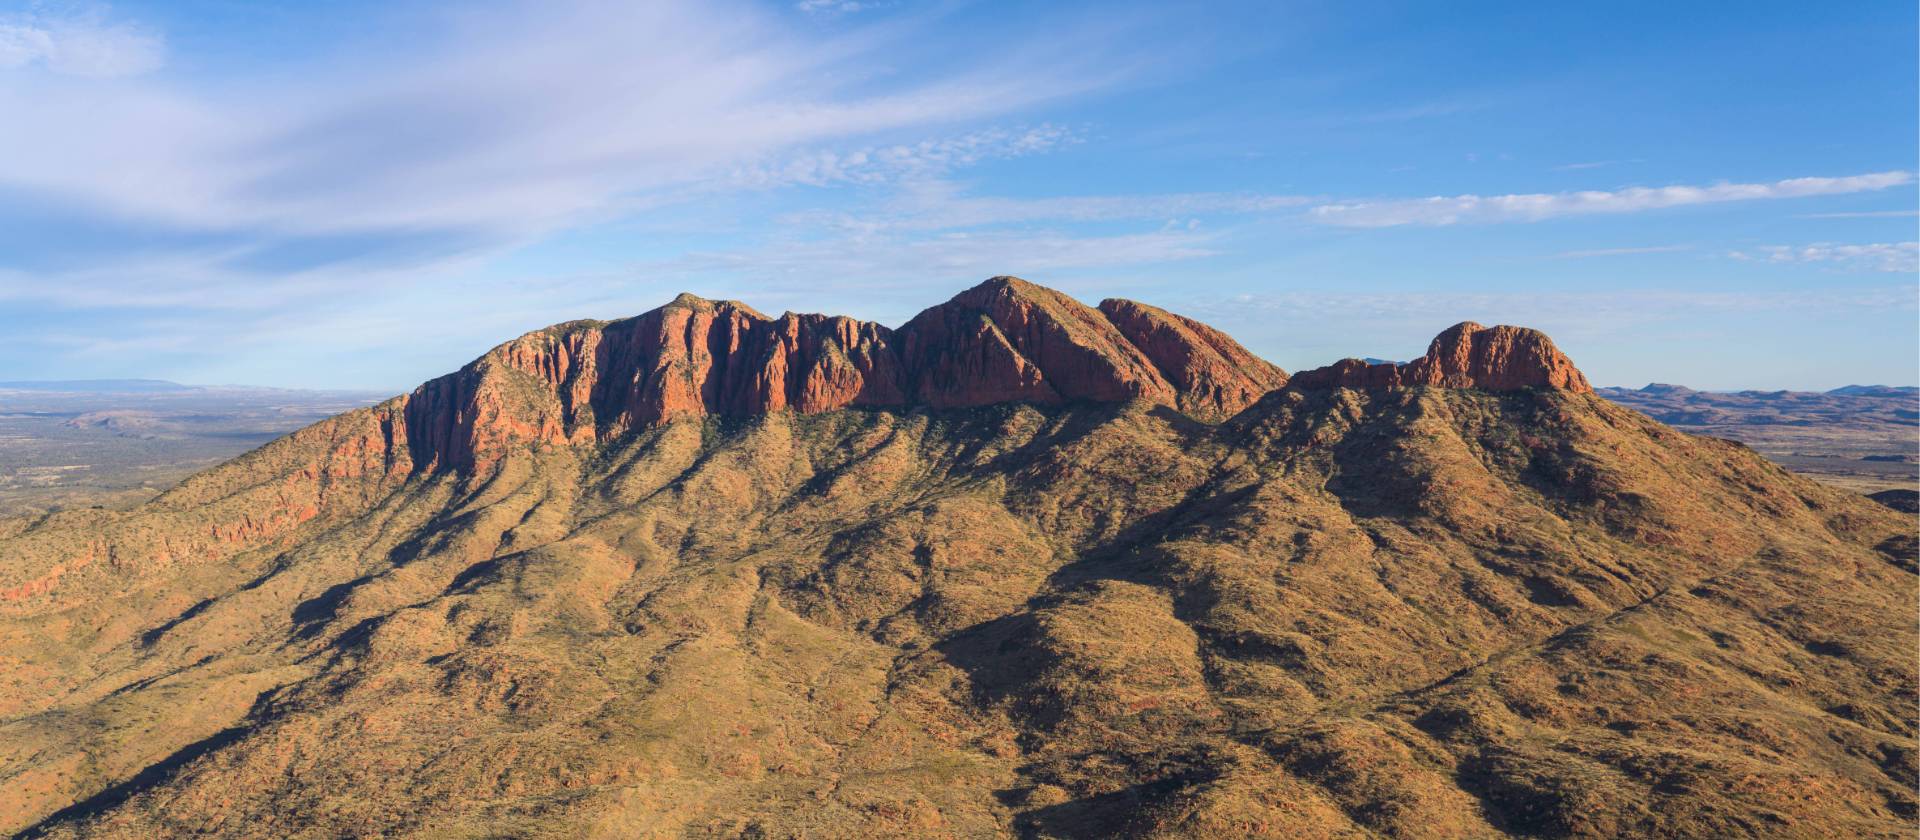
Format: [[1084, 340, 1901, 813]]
[[1729, 241, 1919, 273], [1308, 171, 1915, 227], [0, 1, 1117, 241], [0, 6, 164, 77]]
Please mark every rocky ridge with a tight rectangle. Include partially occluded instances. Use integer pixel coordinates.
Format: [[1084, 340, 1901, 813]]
[[0, 278, 1910, 839], [1290, 321, 1592, 393], [392, 277, 1289, 475]]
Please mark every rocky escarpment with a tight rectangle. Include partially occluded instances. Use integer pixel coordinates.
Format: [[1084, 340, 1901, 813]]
[[1289, 320, 1592, 393], [0, 280, 1610, 613], [1097, 297, 1291, 420], [2, 277, 1912, 840], [394, 276, 1292, 472]]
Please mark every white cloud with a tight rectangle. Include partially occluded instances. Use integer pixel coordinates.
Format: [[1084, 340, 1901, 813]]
[[0, 1, 1113, 242], [1308, 171, 1916, 227], [0, 7, 163, 77], [1729, 241, 1919, 273], [729, 125, 1081, 188]]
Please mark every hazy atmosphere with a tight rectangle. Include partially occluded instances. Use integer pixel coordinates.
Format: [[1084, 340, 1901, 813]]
[[2, 0, 1914, 392]]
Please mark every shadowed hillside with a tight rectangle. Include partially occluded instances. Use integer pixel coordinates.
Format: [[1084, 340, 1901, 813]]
[[0, 279, 1911, 838]]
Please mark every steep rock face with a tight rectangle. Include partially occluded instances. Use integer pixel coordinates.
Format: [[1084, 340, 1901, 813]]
[[898, 277, 1177, 409], [397, 295, 908, 471], [396, 277, 1295, 472], [1098, 297, 1289, 419], [1291, 321, 1592, 393]]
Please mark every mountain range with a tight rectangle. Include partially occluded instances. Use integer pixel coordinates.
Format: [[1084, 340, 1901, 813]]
[[0, 277, 1912, 838]]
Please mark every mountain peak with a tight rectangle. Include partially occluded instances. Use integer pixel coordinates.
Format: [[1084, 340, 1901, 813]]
[[380, 281, 1604, 475], [391, 278, 1288, 472], [663, 291, 768, 319], [1290, 321, 1591, 393]]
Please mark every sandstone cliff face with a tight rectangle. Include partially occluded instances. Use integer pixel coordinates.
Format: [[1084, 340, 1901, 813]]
[[898, 277, 1178, 409], [1098, 297, 1290, 420], [1290, 321, 1593, 393], [392, 277, 1296, 472]]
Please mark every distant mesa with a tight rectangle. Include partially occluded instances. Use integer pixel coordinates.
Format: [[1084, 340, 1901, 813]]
[[1638, 382, 1696, 395], [1287, 321, 1592, 394]]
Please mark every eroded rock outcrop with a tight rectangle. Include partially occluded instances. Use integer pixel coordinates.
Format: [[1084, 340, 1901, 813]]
[[1098, 297, 1289, 420], [390, 277, 1296, 472], [315, 284, 1595, 475], [898, 277, 1178, 409], [1290, 321, 1592, 393]]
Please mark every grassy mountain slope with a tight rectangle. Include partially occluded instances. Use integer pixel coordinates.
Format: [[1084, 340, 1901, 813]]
[[0, 282, 1911, 838]]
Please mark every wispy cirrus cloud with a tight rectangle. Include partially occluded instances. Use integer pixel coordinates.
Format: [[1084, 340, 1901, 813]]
[[1308, 170, 1915, 227], [1729, 241, 1919, 273], [728, 125, 1081, 188], [0, 1, 1116, 245], [0, 6, 163, 77]]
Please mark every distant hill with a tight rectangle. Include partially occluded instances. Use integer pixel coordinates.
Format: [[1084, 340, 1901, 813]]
[[1599, 381, 1917, 494], [1830, 384, 1920, 398], [1600, 382, 1919, 428], [0, 379, 194, 393]]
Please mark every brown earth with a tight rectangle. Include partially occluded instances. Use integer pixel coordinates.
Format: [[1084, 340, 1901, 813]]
[[0, 278, 1913, 838]]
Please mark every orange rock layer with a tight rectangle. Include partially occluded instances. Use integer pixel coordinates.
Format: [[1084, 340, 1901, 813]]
[[391, 277, 1293, 472], [387, 281, 1593, 474], [1288, 321, 1593, 393]]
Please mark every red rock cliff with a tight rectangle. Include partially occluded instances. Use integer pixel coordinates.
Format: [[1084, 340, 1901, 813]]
[[378, 280, 1592, 473], [385, 276, 1300, 471], [1289, 321, 1592, 393], [1098, 298, 1289, 420]]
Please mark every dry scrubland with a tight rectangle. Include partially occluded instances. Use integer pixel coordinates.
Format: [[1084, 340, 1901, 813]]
[[0, 280, 1911, 838], [0, 387, 381, 518], [1600, 384, 1918, 494]]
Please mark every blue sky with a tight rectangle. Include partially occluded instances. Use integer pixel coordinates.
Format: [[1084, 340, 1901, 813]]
[[0, 0, 1913, 392]]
